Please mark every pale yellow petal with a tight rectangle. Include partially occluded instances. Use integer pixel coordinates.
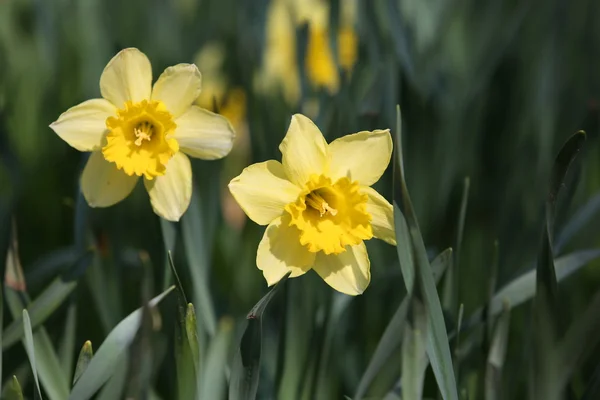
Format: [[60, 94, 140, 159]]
[[174, 106, 235, 159], [100, 48, 152, 108], [50, 99, 115, 151], [144, 152, 192, 221], [328, 129, 392, 186], [152, 64, 203, 118], [81, 151, 139, 207], [362, 186, 396, 245], [229, 160, 301, 225], [279, 114, 329, 186], [313, 242, 370, 295], [257, 215, 315, 285]]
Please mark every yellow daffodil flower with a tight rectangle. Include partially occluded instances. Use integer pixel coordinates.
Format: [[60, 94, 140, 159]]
[[229, 114, 395, 295], [50, 48, 235, 221]]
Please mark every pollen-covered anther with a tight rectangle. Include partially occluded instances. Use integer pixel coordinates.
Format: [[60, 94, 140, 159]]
[[134, 121, 154, 146], [305, 191, 338, 217]]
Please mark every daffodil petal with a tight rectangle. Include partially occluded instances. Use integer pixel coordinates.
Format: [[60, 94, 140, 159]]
[[81, 151, 139, 207], [152, 64, 203, 118], [100, 48, 152, 108], [229, 160, 301, 225], [279, 114, 329, 186], [257, 215, 315, 285], [362, 186, 396, 245], [328, 129, 392, 186], [313, 242, 370, 295], [50, 99, 115, 151], [174, 106, 235, 159], [144, 152, 192, 221]]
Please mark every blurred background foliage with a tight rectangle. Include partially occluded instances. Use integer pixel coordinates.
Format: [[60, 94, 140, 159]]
[[2, 0, 600, 399]]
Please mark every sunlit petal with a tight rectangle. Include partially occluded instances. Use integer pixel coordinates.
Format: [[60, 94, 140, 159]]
[[257, 215, 315, 285], [152, 64, 203, 118], [144, 152, 192, 221], [362, 186, 396, 245], [229, 160, 301, 225], [328, 129, 392, 186], [50, 99, 115, 151], [81, 151, 139, 207], [313, 242, 370, 295], [100, 48, 152, 108], [279, 114, 329, 186], [175, 106, 235, 160]]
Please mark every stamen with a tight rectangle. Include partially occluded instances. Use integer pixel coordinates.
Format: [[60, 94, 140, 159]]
[[134, 121, 154, 146], [306, 191, 338, 217]]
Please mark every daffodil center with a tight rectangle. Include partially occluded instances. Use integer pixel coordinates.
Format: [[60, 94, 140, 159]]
[[134, 121, 155, 146], [285, 175, 373, 255], [305, 190, 338, 217], [102, 100, 179, 180]]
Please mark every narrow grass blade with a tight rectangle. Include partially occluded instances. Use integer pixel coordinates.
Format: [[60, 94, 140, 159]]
[[314, 293, 352, 399], [443, 177, 470, 313], [199, 317, 234, 400], [485, 305, 510, 400], [185, 303, 200, 375], [182, 183, 217, 337], [4, 228, 70, 400], [393, 106, 458, 400], [2, 278, 77, 350], [58, 302, 77, 382], [73, 341, 93, 385], [463, 249, 600, 330], [160, 218, 177, 291], [69, 286, 175, 400], [484, 241, 500, 348], [401, 301, 428, 400], [168, 251, 189, 305], [85, 254, 119, 333], [169, 253, 199, 399], [453, 303, 464, 375], [123, 252, 156, 400], [229, 273, 290, 400], [532, 131, 585, 400], [5, 376, 24, 400], [354, 248, 451, 399], [176, 328, 197, 400], [22, 310, 43, 400], [275, 276, 316, 400]]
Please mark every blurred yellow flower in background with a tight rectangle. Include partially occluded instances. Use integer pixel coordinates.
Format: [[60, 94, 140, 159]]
[[229, 114, 395, 295], [255, 0, 358, 104], [50, 48, 235, 221], [295, 0, 358, 93], [254, 0, 301, 105], [194, 42, 252, 231]]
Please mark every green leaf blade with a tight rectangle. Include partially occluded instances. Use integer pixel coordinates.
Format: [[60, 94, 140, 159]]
[[229, 274, 290, 400], [392, 106, 458, 400], [68, 286, 175, 400]]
